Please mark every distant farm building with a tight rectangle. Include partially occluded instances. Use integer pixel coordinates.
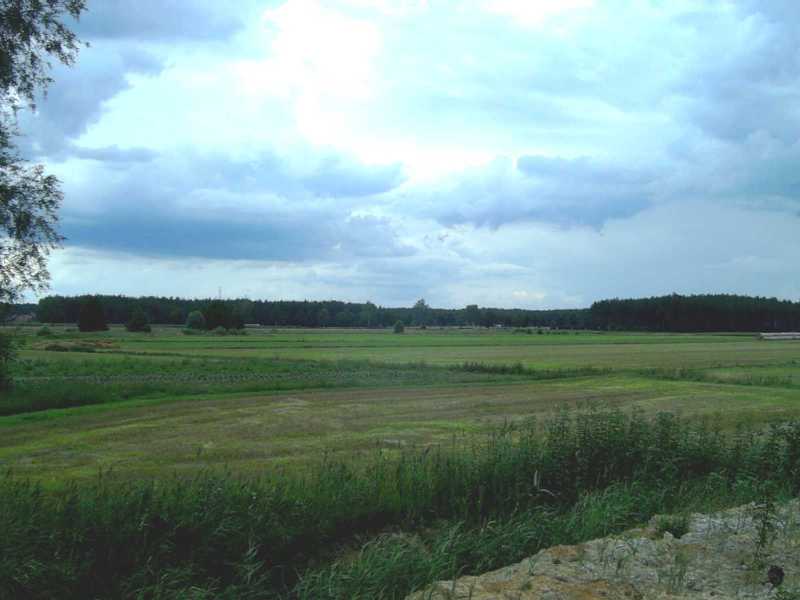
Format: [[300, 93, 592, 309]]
[[759, 332, 800, 341]]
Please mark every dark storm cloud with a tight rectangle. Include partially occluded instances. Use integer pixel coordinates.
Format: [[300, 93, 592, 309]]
[[516, 156, 655, 186], [412, 156, 654, 229], [68, 145, 158, 163], [18, 44, 163, 158], [61, 210, 410, 261], [172, 151, 405, 199], [74, 0, 264, 41], [303, 156, 405, 198], [59, 149, 411, 261], [514, 155, 655, 226], [675, 2, 800, 143]]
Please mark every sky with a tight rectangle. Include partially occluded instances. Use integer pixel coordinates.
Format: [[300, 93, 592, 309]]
[[16, 0, 800, 308]]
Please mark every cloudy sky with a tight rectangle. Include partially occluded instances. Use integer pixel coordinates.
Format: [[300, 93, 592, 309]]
[[18, 0, 800, 308]]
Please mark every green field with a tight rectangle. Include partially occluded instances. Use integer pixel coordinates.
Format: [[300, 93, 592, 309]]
[[4, 325, 800, 598], [2, 326, 800, 483]]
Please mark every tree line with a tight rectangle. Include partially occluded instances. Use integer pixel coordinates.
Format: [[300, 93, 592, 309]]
[[29, 295, 590, 329], [590, 293, 800, 332], [9, 293, 800, 332]]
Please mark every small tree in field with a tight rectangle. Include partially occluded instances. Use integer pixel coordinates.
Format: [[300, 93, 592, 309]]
[[78, 296, 108, 332], [126, 307, 151, 332], [185, 310, 206, 330], [203, 300, 231, 330], [393, 320, 405, 334]]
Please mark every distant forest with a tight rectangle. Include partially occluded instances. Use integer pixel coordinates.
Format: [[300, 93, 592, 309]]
[[5, 293, 800, 332], [28, 296, 589, 329], [590, 294, 800, 332]]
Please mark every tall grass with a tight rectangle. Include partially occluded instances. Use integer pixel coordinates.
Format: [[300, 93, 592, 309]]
[[2, 408, 800, 598]]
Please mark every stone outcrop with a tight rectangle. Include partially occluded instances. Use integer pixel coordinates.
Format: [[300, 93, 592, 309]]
[[408, 500, 800, 599]]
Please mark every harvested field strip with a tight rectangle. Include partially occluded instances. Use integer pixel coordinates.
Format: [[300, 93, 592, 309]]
[[4, 376, 800, 482]]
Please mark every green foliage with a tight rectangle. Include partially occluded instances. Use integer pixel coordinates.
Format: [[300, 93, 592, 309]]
[[36, 325, 52, 336], [185, 310, 206, 330], [34, 294, 592, 329], [591, 293, 800, 332], [412, 298, 430, 326], [0, 332, 15, 389], [125, 307, 150, 333], [78, 295, 108, 332], [654, 513, 690, 538], [1, 409, 800, 598], [393, 320, 405, 334], [0, 0, 86, 303], [203, 300, 233, 330]]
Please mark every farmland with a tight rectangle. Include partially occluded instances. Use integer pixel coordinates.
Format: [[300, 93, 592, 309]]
[[3, 326, 800, 482], [2, 326, 800, 598]]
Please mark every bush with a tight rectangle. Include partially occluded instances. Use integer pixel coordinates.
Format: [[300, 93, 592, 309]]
[[212, 326, 227, 335], [203, 301, 230, 330], [125, 308, 151, 333], [36, 326, 52, 337], [393, 320, 405, 334], [0, 333, 15, 389], [78, 296, 109, 332], [185, 310, 206, 330]]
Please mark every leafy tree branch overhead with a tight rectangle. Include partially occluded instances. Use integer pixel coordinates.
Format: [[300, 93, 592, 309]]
[[0, 0, 86, 303]]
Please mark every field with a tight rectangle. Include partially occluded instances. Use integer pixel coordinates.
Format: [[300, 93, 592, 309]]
[[3, 326, 800, 598], [3, 326, 800, 482]]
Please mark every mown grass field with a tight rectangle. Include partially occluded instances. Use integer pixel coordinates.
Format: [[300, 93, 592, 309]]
[[2, 325, 800, 483], [3, 325, 800, 598], [18, 325, 800, 369]]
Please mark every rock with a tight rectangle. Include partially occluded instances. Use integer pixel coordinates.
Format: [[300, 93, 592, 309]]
[[407, 501, 800, 599]]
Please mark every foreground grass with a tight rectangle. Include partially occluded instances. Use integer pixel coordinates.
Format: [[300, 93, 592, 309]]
[[2, 408, 799, 599]]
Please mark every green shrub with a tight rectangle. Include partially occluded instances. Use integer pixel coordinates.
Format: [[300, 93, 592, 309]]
[[0, 333, 15, 389], [78, 296, 109, 332], [654, 513, 690, 538], [185, 310, 206, 330], [125, 307, 151, 333], [212, 325, 227, 335], [36, 325, 52, 337], [393, 320, 405, 334]]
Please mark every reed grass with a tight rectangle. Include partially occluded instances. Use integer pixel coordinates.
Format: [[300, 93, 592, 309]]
[[2, 408, 799, 598]]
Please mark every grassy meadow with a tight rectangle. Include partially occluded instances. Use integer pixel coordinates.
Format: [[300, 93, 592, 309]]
[[3, 325, 800, 481], [2, 325, 800, 598]]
